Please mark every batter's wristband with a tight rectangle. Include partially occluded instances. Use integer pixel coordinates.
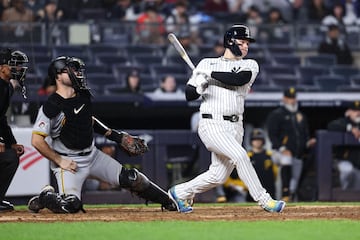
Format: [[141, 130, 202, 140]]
[[107, 130, 124, 143]]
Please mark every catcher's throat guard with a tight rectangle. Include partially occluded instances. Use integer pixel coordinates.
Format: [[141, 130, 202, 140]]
[[120, 168, 177, 211]]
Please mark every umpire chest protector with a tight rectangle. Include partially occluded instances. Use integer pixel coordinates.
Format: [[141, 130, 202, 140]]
[[44, 91, 93, 149]]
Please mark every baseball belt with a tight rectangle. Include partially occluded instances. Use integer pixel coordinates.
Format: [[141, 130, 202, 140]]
[[55, 150, 92, 157], [201, 113, 240, 122]]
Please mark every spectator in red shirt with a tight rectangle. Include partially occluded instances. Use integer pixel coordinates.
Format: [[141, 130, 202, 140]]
[[136, 1, 166, 44]]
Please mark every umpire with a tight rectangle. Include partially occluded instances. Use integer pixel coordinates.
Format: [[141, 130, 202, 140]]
[[0, 48, 28, 212], [266, 87, 316, 202]]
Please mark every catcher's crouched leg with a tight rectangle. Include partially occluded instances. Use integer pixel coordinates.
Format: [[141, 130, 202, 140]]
[[119, 168, 177, 211], [39, 189, 86, 214]]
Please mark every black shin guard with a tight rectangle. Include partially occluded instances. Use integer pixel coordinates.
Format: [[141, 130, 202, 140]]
[[119, 168, 176, 211], [39, 191, 85, 213]]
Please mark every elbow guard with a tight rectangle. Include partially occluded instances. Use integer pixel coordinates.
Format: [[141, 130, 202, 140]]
[[185, 85, 200, 101]]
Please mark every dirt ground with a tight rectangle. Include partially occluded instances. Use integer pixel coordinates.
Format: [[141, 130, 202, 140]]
[[1, 205, 359, 222]]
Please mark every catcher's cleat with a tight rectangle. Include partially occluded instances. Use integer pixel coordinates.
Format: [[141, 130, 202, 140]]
[[263, 200, 286, 213], [168, 187, 193, 213], [161, 201, 177, 212], [28, 185, 55, 213], [28, 196, 42, 213]]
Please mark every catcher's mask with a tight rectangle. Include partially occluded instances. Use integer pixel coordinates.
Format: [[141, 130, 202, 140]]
[[9, 50, 29, 98], [223, 24, 255, 57], [49, 56, 90, 92]]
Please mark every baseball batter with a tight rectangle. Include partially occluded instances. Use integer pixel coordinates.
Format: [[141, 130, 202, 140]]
[[28, 56, 176, 213], [168, 24, 285, 213]]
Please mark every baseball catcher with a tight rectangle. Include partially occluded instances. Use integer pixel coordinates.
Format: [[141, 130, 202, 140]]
[[28, 56, 176, 214]]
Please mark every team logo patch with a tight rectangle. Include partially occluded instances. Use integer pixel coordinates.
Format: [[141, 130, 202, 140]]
[[38, 121, 46, 129]]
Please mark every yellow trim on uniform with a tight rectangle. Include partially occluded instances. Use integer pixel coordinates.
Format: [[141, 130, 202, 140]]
[[32, 131, 48, 137], [282, 136, 288, 145], [266, 150, 272, 156], [61, 169, 65, 194]]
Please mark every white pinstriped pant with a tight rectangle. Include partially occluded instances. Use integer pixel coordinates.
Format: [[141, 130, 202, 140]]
[[174, 117, 272, 207]]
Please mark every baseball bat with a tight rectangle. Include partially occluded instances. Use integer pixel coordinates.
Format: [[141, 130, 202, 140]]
[[167, 33, 195, 70]]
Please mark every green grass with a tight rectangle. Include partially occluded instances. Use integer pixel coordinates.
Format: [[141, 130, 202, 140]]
[[1, 203, 359, 240], [0, 220, 359, 240]]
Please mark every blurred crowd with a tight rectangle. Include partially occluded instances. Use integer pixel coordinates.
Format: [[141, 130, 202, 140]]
[[0, 0, 359, 32]]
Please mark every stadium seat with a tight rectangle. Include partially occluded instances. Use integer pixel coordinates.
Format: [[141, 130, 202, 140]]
[[150, 64, 188, 78], [132, 55, 164, 66], [304, 54, 337, 67], [336, 85, 360, 92], [53, 45, 87, 57], [85, 63, 111, 74], [270, 74, 300, 89], [36, 63, 50, 78], [272, 54, 301, 66], [88, 44, 122, 57], [263, 65, 297, 76], [125, 45, 163, 57], [139, 74, 157, 92], [95, 53, 129, 66], [330, 65, 359, 80], [298, 66, 330, 86], [103, 83, 126, 95], [112, 64, 151, 80], [87, 73, 120, 88], [78, 8, 107, 21], [267, 44, 295, 54], [314, 75, 349, 92], [351, 74, 360, 86], [25, 73, 43, 86]]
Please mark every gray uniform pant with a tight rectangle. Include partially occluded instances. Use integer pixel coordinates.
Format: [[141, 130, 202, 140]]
[[51, 148, 122, 199]]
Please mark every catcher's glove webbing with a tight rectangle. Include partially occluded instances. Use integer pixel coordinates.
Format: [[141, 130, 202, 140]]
[[108, 130, 149, 156]]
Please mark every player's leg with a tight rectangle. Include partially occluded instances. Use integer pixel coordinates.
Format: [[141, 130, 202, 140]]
[[0, 150, 19, 211], [90, 149, 176, 211], [172, 152, 234, 200], [290, 157, 303, 201], [169, 152, 234, 212], [28, 159, 88, 214], [199, 122, 283, 211]]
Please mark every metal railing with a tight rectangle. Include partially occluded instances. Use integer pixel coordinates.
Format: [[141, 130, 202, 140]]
[[0, 21, 359, 50]]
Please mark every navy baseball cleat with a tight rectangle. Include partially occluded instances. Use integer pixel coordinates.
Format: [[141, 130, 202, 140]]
[[263, 200, 286, 213], [168, 187, 193, 213]]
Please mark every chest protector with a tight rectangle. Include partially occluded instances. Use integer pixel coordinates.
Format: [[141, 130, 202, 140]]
[[44, 91, 93, 149]]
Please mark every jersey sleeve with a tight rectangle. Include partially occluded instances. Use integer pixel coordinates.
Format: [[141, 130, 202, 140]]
[[186, 59, 207, 86], [32, 106, 51, 137]]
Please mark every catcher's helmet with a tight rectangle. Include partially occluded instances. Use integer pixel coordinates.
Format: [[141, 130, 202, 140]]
[[250, 128, 265, 142], [224, 24, 255, 56], [48, 56, 90, 92]]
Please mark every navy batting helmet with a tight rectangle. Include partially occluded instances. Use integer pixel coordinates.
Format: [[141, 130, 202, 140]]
[[224, 24, 255, 56]]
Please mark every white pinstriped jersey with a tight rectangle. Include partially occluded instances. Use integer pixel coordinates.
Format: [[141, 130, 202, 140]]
[[174, 56, 273, 207], [188, 57, 259, 116]]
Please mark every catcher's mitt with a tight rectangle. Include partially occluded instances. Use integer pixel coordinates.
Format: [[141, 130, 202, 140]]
[[119, 132, 149, 156]]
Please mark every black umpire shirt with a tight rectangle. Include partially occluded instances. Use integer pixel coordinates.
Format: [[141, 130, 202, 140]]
[[0, 79, 17, 148]]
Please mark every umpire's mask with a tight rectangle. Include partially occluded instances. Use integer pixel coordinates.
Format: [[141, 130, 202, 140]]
[[8, 50, 29, 98]]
